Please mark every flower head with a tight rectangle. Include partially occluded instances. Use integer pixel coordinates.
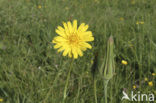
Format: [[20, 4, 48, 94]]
[[94, 0, 100, 4], [120, 17, 124, 21], [136, 21, 144, 25], [133, 85, 136, 89], [131, 0, 135, 5], [140, 21, 144, 24], [152, 73, 155, 76], [38, 5, 42, 9], [148, 81, 153, 87], [144, 77, 148, 81], [0, 98, 3, 102], [136, 21, 139, 25], [52, 20, 94, 59], [121, 60, 128, 65], [91, 60, 94, 64]]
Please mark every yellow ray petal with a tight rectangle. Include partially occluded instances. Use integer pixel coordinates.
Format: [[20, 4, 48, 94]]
[[80, 42, 92, 49], [78, 23, 85, 32], [79, 31, 94, 41], [54, 44, 62, 49], [57, 26, 64, 32], [73, 20, 77, 32], [57, 44, 68, 52], [55, 29, 66, 38], [63, 22, 68, 30], [81, 47, 87, 51], [63, 22, 70, 35], [52, 36, 66, 43], [81, 25, 88, 32], [82, 31, 93, 36], [67, 21, 73, 33], [63, 48, 70, 56], [77, 48, 83, 56], [68, 51, 72, 58], [72, 48, 78, 59], [83, 36, 94, 41]]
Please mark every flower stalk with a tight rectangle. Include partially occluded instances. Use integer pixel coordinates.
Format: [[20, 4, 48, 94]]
[[94, 79, 98, 103], [100, 36, 115, 103], [91, 52, 98, 103], [104, 80, 109, 103], [63, 59, 74, 103]]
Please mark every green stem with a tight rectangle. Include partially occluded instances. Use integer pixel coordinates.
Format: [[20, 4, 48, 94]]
[[76, 76, 82, 103], [94, 79, 97, 103], [104, 80, 109, 103], [110, 80, 112, 103], [63, 59, 74, 103]]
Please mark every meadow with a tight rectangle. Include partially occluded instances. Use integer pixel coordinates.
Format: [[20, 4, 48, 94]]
[[0, 0, 156, 103]]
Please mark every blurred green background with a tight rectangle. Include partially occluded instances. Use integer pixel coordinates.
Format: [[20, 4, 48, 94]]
[[0, 0, 155, 103]]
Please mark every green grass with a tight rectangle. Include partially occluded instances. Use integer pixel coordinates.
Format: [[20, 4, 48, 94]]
[[0, 0, 156, 103]]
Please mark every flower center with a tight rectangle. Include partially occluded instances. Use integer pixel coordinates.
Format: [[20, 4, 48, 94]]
[[68, 34, 80, 45]]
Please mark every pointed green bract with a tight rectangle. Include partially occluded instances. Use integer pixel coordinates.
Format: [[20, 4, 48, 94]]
[[100, 36, 115, 80]]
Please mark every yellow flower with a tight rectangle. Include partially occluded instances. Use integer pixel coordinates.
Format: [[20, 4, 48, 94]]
[[140, 21, 144, 24], [0, 98, 3, 102], [136, 21, 139, 25], [120, 17, 124, 21], [144, 77, 148, 81], [91, 60, 93, 64], [52, 20, 94, 59], [136, 21, 144, 25], [131, 0, 135, 4], [94, 0, 100, 3], [152, 73, 155, 76], [148, 81, 153, 87], [121, 60, 128, 65], [65, 7, 69, 10], [38, 5, 42, 9], [133, 85, 136, 89]]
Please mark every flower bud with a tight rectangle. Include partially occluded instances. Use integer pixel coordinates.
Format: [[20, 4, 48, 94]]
[[100, 36, 115, 80]]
